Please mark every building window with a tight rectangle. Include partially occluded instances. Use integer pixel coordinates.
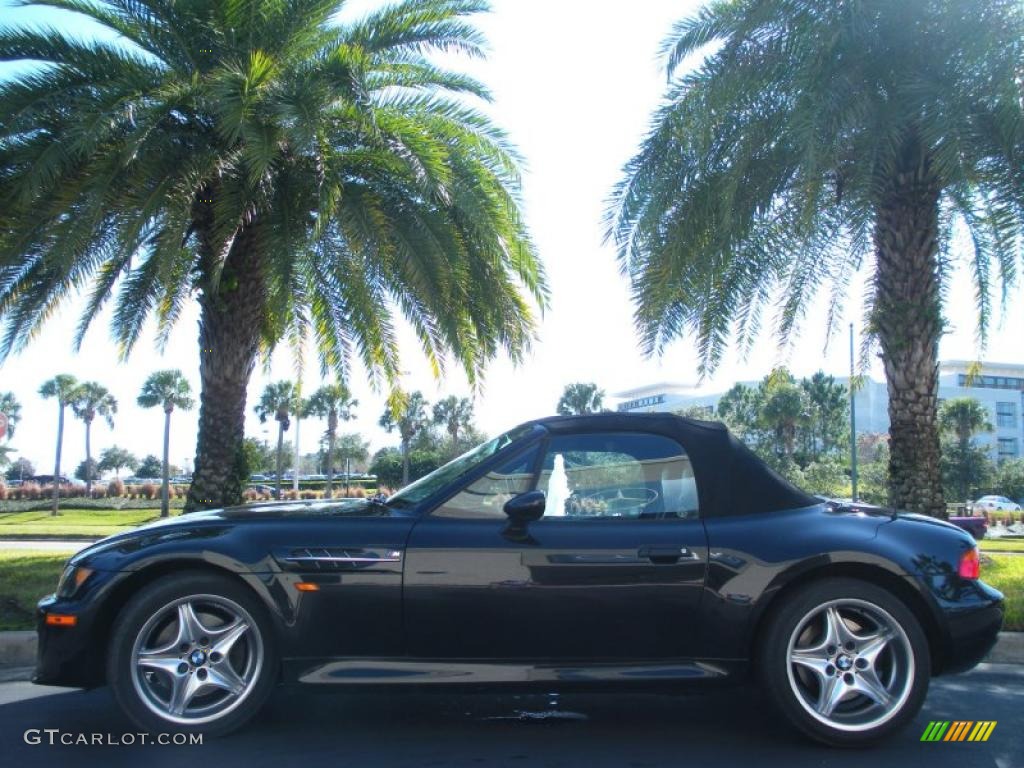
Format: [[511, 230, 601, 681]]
[[958, 373, 1024, 391], [996, 402, 1018, 429], [998, 438, 1019, 459]]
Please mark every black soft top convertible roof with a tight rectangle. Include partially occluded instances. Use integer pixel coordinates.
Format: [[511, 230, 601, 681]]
[[527, 412, 817, 518]]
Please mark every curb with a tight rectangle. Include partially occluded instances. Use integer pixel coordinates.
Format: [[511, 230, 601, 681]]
[[2, 630, 1023, 682], [0, 535, 102, 542]]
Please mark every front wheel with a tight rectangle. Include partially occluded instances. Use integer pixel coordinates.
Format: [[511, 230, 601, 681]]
[[108, 572, 277, 735], [761, 578, 930, 747]]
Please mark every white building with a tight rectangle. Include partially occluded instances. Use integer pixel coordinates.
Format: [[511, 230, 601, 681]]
[[613, 360, 1024, 460]]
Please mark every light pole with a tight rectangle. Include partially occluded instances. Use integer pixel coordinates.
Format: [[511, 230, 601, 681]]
[[850, 322, 858, 502]]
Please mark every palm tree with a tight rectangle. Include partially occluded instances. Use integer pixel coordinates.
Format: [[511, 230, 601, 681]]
[[255, 381, 296, 500], [608, 1, 1024, 516], [0, 392, 20, 439], [138, 370, 195, 516], [380, 392, 429, 486], [334, 433, 370, 496], [38, 375, 78, 515], [556, 383, 605, 416], [939, 398, 993, 455], [70, 382, 117, 496], [432, 396, 474, 448], [0, 0, 547, 513], [305, 383, 357, 498]]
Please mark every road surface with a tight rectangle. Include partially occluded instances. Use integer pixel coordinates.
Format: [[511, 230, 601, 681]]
[[0, 663, 1019, 767]]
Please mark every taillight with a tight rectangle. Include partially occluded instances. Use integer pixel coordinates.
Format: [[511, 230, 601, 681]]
[[958, 548, 981, 580]]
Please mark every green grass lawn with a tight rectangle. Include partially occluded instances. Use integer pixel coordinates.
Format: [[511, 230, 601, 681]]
[[985, 554, 1024, 632], [0, 550, 72, 630], [980, 538, 1024, 553], [0, 509, 172, 537]]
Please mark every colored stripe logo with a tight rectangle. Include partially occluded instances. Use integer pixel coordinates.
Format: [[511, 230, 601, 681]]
[[920, 721, 996, 742]]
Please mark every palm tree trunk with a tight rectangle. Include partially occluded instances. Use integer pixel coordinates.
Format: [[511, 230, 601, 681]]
[[325, 414, 336, 499], [84, 419, 92, 496], [275, 422, 284, 500], [51, 404, 64, 516], [185, 225, 265, 512], [401, 439, 410, 486], [873, 149, 945, 517], [161, 408, 172, 518]]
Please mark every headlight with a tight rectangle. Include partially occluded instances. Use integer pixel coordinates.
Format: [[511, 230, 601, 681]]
[[56, 565, 94, 598]]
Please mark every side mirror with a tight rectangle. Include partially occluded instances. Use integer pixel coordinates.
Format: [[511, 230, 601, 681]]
[[503, 490, 546, 523]]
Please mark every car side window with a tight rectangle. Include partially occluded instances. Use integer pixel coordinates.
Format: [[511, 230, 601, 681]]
[[431, 446, 539, 519], [539, 432, 698, 520]]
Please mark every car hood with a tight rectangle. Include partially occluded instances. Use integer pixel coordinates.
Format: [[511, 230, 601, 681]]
[[70, 498, 391, 565]]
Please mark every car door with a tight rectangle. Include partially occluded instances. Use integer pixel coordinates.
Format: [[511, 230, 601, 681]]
[[403, 430, 708, 660]]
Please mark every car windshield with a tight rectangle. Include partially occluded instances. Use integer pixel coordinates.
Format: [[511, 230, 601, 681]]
[[387, 424, 539, 507]]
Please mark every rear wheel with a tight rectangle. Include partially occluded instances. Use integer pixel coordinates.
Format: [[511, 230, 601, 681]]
[[108, 572, 277, 735], [761, 578, 930, 747]]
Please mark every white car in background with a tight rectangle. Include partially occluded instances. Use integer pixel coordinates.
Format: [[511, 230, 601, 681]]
[[973, 495, 1022, 512]]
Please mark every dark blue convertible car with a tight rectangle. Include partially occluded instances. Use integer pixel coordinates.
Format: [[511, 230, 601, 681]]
[[35, 413, 1003, 746]]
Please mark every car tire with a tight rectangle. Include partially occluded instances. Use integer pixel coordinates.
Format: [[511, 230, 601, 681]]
[[108, 571, 277, 736], [760, 577, 930, 747]]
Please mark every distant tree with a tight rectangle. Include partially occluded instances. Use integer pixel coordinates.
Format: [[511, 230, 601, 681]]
[[305, 384, 357, 498], [138, 370, 194, 516], [98, 446, 137, 478], [369, 448, 404, 489], [758, 371, 810, 460], [433, 396, 475, 447], [801, 373, 848, 460], [135, 455, 163, 479], [254, 381, 297, 500], [380, 392, 430, 486], [74, 458, 98, 484], [939, 398, 993, 454], [0, 392, 21, 438], [39, 374, 78, 515], [556, 383, 605, 416], [70, 382, 117, 496], [5, 457, 34, 482], [994, 460, 1024, 504], [239, 439, 273, 478], [716, 383, 764, 442], [334, 433, 369, 495]]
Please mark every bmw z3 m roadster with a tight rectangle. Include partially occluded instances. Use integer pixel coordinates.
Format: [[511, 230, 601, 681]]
[[35, 413, 1003, 746]]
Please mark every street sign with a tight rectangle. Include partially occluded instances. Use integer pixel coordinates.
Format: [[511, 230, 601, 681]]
[[0, 412, 7, 439]]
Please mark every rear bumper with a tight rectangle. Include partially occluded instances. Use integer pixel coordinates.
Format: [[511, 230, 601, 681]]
[[935, 583, 1004, 675]]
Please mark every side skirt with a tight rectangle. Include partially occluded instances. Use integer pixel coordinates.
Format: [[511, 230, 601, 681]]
[[283, 658, 747, 690]]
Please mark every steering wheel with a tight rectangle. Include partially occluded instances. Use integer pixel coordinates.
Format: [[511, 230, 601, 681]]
[[569, 486, 659, 517]]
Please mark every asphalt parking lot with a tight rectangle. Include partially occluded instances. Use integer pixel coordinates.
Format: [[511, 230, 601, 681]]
[[0, 663, 1020, 767]]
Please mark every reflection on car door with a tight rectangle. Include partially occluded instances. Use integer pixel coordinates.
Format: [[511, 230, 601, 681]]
[[404, 431, 708, 660]]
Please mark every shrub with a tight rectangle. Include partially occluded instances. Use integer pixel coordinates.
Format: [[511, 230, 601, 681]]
[[242, 489, 259, 502], [283, 490, 298, 501], [23, 482, 42, 500], [140, 482, 158, 500], [91, 486, 107, 499], [0, 482, 6, 501], [107, 478, 125, 498], [300, 490, 319, 500]]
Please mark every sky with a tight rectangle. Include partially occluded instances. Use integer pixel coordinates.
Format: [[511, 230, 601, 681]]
[[0, 0, 1022, 476]]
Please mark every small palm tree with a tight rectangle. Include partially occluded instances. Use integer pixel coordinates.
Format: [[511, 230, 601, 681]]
[[334, 433, 370, 496], [0, 392, 21, 439], [608, 0, 1024, 516], [305, 384, 357, 498], [758, 374, 811, 460], [70, 382, 117, 496], [380, 392, 429, 486], [255, 382, 296, 500], [138, 370, 195, 516], [38, 375, 78, 515], [0, 0, 546, 513], [939, 398, 993, 454], [432, 396, 474, 448], [556, 383, 605, 416]]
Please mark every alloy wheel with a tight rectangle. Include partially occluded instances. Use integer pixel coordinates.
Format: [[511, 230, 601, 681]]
[[785, 598, 915, 732]]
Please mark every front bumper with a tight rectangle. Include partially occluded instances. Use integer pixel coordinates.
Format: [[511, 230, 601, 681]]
[[33, 594, 105, 688]]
